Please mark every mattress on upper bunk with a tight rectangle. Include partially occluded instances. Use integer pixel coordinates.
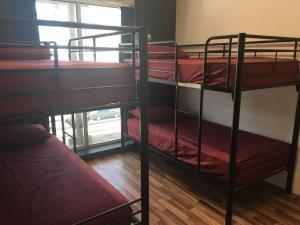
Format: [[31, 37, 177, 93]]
[[0, 59, 136, 117], [0, 124, 131, 225], [127, 115, 290, 186], [125, 57, 299, 88]]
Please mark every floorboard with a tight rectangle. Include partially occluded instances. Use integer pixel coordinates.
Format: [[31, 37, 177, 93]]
[[87, 150, 300, 225]]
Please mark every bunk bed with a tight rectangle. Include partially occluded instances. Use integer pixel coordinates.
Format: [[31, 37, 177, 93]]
[[0, 17, 149, 225], [124, 34, 300, 225]]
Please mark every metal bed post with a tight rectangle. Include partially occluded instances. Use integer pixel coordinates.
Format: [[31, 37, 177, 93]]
[[274, 40, 300, 193], [121, 104, 128, 152], [51, 116, 57, 136], [68, 43, 72, 61], [286, 86, 300, 193], [71, 113, 78, 154], [50, 42, 60, 137], [225, 33, 246, 225], [121, 32, 136, 152], [226, 38, 233, 88], [61, 115, 66, 144], [286, 41, 300, 193], [121, 104, 126, 152], [67, 41, 77, 153], [52, 42, 60, 90], [222, 44, 226, 57], [174, 41, 179, 160], [197, 87, 204, 172], [138, 27, 149, 225], [93, 37, 97, 61], [131, 32, 136, 103], [132, 32, 136, 68], [275, 51, 278, 60], [293, 41, 298, 60], [198, 42, 210, 172]]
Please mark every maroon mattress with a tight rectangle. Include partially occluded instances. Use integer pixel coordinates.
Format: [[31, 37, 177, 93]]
[[126, 57, 299, 88], [127, 115, 290, 186], [0, 59, 136, 117], [0, 133, 132, 225]]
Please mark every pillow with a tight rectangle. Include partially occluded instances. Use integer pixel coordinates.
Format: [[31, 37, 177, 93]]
[[147, 45, 188, 59], [0, 124, 51, 148], [129, 106, 175, 122], [0, 42, 51, 60]]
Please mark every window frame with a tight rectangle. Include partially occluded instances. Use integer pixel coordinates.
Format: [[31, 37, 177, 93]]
[[37, 0, 133, 8]]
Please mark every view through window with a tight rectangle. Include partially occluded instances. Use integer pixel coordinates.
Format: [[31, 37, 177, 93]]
[[36, 0, 122, 151]]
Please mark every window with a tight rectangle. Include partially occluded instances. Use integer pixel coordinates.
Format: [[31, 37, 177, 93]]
[[36, 0, 77, 60], [36, 0, 122, 152], [80, 4, 121, 62]]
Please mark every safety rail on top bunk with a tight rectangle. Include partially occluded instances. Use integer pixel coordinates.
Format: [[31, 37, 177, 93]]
[[120, 40, 202, 88], [203, 33, 300, 92], [0, 16, 149, 225], [68, 31, 133, 62], [122, 40, 240, 89], [128, 38, 300, 91]]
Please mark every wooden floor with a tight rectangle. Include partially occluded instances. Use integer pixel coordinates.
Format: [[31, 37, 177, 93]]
[[87, 150, 300, 225]]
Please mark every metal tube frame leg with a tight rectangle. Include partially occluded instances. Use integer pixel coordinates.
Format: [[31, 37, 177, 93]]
[[225, 33, 246, 225], [139, 27, 149, 225], [286, 87, 300, 193], [225, 91, 242, 225], [121, 105, 125, 152]]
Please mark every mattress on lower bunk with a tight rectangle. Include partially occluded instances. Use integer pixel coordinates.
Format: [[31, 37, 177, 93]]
[[126, 57, 299, 88], [0, 59, 136, 117], [0, 127, 131, 225], [127, 116, 290, 186]]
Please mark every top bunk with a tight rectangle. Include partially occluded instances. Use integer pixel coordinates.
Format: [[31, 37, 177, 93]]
[[0, 17, 148, 122], [124, 33, 300, 91]]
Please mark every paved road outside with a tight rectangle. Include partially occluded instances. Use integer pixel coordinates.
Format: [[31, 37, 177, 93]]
[[52, 116, 121, 148]]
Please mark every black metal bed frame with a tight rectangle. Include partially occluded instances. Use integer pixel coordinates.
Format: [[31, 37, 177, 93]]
[[123, 33, 300, 225], [0, 16, 149, 225]]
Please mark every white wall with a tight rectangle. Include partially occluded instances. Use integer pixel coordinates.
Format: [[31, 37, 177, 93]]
[[176, 0, 300, 194]]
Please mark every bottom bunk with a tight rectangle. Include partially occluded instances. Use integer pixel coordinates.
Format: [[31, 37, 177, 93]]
[[0, 124, 132, 225], [127, 110, 290, 186]]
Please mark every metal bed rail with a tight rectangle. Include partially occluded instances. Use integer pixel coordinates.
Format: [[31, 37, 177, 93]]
[[72, 198, 141, 225], [120, 40, 179, 80], [0, 16, 149, 225], [203, 34, 300, 90], [123, 39, 300, 89]]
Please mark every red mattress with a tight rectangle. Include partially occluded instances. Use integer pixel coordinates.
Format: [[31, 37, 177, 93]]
[[126, 57, 299, 88], [0, 59, 136, 117], [0, 132, 132, 225], [127, 115, 290, 186]]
